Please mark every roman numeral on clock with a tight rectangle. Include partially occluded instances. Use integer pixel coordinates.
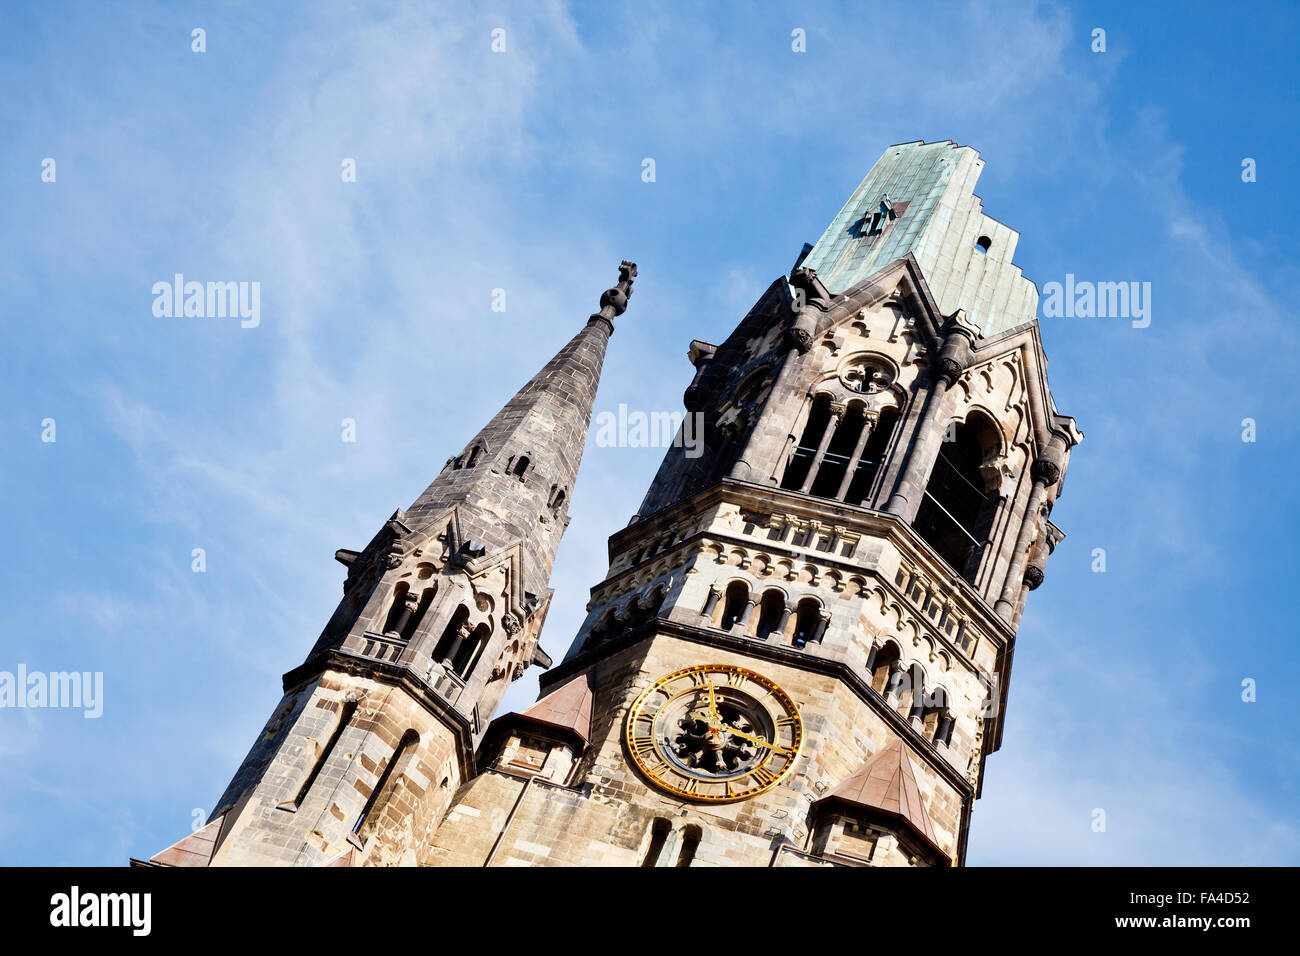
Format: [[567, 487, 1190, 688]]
[[750, 766, 778, 788]]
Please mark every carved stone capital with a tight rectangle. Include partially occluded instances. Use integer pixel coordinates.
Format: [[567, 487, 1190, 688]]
[[1030, 455, 1061, 487], [933, 355, 964, 387], [783, 327, 812, 354], [932, 326, 974, 386]]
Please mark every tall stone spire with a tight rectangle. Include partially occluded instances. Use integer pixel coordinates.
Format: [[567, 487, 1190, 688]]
[[405, 259, 637, 600], [140, 262, 638, 868]]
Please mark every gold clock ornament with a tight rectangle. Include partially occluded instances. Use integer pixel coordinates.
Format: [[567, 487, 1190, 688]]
[[624, 664, 802, 802]]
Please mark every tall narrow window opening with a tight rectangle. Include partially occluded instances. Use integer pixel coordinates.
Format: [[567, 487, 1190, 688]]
[[288, 699, 356, 809], [353, 729, 419, 839], [912, 414, 1001, 583]]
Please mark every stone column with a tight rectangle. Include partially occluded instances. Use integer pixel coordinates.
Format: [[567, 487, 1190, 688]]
[[760, 268, 827, 486], [810, 609, 831, 644], [701, 584, 722, 618], [774, 604, 793, 640], [908, 664, 926, 729], [935, 711, 954, 749], [834, 411, 876, 499], [725, 413, 758, 482], [441, 621, 474, 667], [1023, 534, 1051, 592], [994, 436, 1065, 621], [708, 422, 739, 484], [884, 661, 905, 704], [384, 591, 419, 638], [885, 327, 974, 521], [799, 404, 844, 494], [736, 596, 759, 630]]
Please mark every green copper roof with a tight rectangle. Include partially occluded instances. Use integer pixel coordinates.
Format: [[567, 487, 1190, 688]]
[[800, 141, 1038, 338]]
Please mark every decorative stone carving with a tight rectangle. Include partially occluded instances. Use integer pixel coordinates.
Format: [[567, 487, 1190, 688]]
[[784, 327, 812, 353], [1030, 455, 1061, 487], [840, 357, 894, 394], [932, 327, 975, 386]]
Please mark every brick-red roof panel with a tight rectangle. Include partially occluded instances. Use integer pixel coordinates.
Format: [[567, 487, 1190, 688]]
[[495, 671, 594, 744], [148, 812, 226, 867], [819, 739, 941, 851]]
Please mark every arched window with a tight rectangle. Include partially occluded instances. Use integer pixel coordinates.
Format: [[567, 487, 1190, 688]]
[[466, 444, 482, 468], [676, 825, 701, 867], [719, 582, 749, 631], [923, 686, 951, 742], [586, 608, 618, 649], [432, 605, 471, 664], [512, 455, 530, 480], [781, 395, 832, 490], [734, 370, 771, 409], [809, 406, 867, 498], [912, 413, 1001, 583], [353, 730, 419, 840], [641, 819, 671, 867], [380, 582, 411, 636], [901, 662, 926, 723], [452, 622, 491, 679], [975, 235, 992, 254], [384, 585, 435, 642], [629, 586, 666, 629], [791, 598, 824, 648], [754, 590, 786, 640], [870, 642, 901, 696], [402, 589, 435, 641]]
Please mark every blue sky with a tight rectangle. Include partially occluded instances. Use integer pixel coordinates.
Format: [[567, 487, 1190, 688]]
[[1, 0, 1297, 865]]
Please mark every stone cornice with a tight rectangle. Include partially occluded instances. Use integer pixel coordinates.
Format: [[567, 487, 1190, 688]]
[[609, 478, 1016, 646], [282, 648, 477, 782]]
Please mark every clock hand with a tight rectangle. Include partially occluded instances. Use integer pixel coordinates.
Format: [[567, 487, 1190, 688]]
[[719, 724, 792, 755], [707, 680, 721, 723]]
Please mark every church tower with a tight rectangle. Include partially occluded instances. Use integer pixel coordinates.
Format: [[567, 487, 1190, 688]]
[[141, 262, 639, 867], [423, 141, 1080, 867], [142, 141, 1080, 868]]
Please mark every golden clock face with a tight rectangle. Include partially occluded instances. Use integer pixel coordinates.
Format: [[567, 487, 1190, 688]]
[[624, 664, 802, 803]]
